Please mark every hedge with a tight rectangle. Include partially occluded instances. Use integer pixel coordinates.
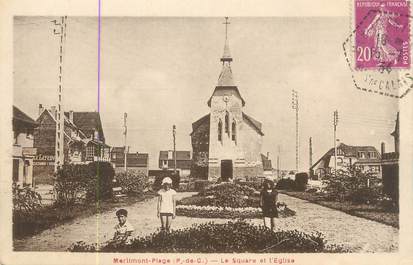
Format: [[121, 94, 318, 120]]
[[69, 221, 346, 253]]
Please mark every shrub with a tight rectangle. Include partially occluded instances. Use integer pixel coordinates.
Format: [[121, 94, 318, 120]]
[[201, 182, 256, 197], [295, 173, 309, 191], [86, 162, 115, 201], [194, 180, 212, 192], [152, 171, 180, 191], [323, 166, 382, 204], [199, 183, 256, 208], [12, 183, 42, 213], [235, 180, 263, 191], [115, 170, 149, 196], [54, 164, 91, 206], [275, 179, 296, 190], [70, 221, 334, 253]]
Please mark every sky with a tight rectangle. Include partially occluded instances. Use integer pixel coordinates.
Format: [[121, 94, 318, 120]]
[[13, 16, 399, 170]]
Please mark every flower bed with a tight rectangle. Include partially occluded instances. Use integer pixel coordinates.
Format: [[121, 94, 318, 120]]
[[176, 204, 296, 219], [177, 183, 296, 219], [176, 205, 261, 219], [69, 221, 346, 253]]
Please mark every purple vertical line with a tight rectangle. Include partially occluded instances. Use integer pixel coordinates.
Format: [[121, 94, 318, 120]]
[[97, 0, 101, 112]]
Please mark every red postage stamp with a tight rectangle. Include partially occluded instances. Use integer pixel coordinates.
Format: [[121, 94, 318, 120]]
[[355, 0, 410, 70]]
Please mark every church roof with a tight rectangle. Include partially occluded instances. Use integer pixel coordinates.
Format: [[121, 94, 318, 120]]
[[191, 114, 210, 135], [13, 106, 38, 127], [217, 63, 235, 87], [243, 113, 264, 136], [207, 87, 245, 107]]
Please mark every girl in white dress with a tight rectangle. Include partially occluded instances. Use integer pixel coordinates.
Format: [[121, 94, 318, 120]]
[[157, 177, 177, 232]]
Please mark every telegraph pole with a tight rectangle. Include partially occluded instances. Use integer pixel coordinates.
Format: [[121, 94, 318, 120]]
[[333, 110, 339, 175], [309, 137, 313, 170], [124, 112, 128, 171], [291, 90, 299, 172], [173, 125, 177, 174], [277, 145, 281, 179], [51, 16, 67, 173]]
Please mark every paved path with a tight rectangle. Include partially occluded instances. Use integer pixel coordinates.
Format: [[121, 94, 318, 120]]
[[14, 192, 398, 252]]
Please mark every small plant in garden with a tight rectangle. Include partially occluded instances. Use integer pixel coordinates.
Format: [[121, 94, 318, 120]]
[[12, 183, 42, 213], [69, 221, 343, 253], [115, 170, 149, 196]]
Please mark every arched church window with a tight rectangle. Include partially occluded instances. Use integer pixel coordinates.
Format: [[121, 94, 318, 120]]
[[231, 121, 236, 142], [225, 112, 229, 135], [218, 120, 222, 142]]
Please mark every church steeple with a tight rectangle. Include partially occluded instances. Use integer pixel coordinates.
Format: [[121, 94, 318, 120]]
[[217, 17, 235, 87], [208, 17, 245, 107], [221, 17, 232, 63]]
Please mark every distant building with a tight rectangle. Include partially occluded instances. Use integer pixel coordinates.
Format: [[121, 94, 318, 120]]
[[111, 147, 149, 175], [12, 106, 38, 187], [381, 112, 399, 201], [159, 150, 191, 179], [310, 143, 382, 179], [261, 153, 273, 180], [33, 104, 110, 184]]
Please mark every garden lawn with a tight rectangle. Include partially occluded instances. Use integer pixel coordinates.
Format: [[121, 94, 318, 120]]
[[280, 191, 398, 228]]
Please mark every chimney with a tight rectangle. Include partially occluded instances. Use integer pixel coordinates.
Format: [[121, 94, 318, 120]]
[[50, 106, 57, 119], [267, 152, 270, 159], [69, 110, 74, 123], [381, 142, 386, 155], [38, 104, 44, 116]]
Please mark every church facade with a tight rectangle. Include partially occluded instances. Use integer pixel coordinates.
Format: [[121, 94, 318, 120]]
[[191, 21, 265, 181]]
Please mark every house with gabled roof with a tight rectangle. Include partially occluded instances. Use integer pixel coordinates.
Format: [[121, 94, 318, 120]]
[[110, 147, 149, 175], [191, 19, 265, 181], [310, 143, 382, 180], [33, 104, 110, 184], [13, 106, 39, 187], [159, 150, 192, 178]]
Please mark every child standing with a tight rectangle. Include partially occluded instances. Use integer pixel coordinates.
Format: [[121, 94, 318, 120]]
[[157, 177, 177, 232], [259, 179, 278, 230], [113, 209, 134, 242]]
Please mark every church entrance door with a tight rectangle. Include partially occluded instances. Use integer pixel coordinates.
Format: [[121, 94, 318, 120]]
[[221, 160, 233, 181]]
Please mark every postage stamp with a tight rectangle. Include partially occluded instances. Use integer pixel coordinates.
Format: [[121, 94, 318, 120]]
[[355, 0, 410, 70], [343, 0, 412, 98]]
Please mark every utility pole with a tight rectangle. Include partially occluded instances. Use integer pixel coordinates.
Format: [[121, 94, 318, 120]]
[[173, 125, 177, 174], [291, 89, 299, 172], [51, 16, 67, 173], [333, 110, 339, 175], [124, 112, 128, 171], [277, 145, 281, 179], [309, 137, 313, 170]]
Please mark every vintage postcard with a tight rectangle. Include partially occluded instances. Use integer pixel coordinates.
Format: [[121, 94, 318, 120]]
[[1, 0, 413, 265]]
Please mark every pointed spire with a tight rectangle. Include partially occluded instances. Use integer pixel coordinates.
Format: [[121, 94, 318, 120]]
[[221, 17, 232, 62]]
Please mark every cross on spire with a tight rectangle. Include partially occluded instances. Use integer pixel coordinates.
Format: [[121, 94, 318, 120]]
[[223, 17, 230, 41]]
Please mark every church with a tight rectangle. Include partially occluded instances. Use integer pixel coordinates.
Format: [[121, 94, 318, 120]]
[[191, 18, 265, 181]]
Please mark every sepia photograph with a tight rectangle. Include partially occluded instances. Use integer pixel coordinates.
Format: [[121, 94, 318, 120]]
[[1, 1, 412, 264]]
